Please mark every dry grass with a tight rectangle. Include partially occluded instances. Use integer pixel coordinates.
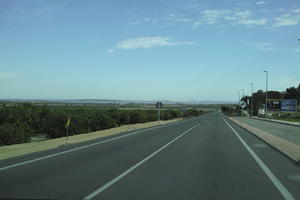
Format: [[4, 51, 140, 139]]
[[0, 118, 182, 160]]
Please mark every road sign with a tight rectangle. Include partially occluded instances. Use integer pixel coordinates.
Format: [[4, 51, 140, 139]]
[[65, 117, 71, 128], [239, 101, 246, 108], [267, 99, 281, 111], [281, 99, 297, 112], [156, 102, 163, 108]]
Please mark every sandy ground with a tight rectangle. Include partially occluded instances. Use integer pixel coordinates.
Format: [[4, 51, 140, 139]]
[[0, 118, 182, 160]]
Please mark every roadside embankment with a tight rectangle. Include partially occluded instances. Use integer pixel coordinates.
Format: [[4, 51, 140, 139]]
[[0, 118, 182, 160]]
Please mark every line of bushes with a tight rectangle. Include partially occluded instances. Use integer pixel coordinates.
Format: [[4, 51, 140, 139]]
[[221, 105, 242, 116], [0, 103, 206, 145]]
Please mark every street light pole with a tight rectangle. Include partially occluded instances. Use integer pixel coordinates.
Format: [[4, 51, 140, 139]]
[[263, 70, 269, 118], [250, 83, 254, 117], [241, 89, 244, 118]]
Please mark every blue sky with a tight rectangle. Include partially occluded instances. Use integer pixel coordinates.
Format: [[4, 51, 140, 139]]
[[0, 0, 299, 101]]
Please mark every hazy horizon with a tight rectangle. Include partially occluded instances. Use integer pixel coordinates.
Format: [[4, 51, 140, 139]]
[[0, 98, 236, 103]]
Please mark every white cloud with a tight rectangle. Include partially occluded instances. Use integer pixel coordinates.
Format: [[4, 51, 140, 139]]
[[246, 42, 300, 52], [193, 21, 202, 28], [174, 18, 192, 22], [0, 72, 22, 79], [114, 37, 194, 49], [129, 22, 140, 25], [89, 39, 97, 43], [194, 9, 268, 28], [256, 1, 267, 5], [246, 42, 274, 51], [273, 14, 299, 27], [238, 18, 268, 26], [233, 10, 252, 19], [168, 6, 300, 30], [292, 9, 300, 14], [107, 49, 115, 53], [201, 9, 229, 24]]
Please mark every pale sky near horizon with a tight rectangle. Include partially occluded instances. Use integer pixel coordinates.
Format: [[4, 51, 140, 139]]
[[1, 0, 300, 101]]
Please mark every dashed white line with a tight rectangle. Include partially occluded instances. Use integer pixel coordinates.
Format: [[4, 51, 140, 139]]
[[83, 122, 202, 200]]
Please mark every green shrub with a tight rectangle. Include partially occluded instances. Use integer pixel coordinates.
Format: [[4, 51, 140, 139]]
[[0, 103, 205, 145], [0, 122, 31, 145]]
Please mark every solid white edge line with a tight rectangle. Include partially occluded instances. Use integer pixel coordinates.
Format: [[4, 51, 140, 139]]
[[0, 116, 201, 171], [223, 118, 295, 200], [82, 122, 202, 200]]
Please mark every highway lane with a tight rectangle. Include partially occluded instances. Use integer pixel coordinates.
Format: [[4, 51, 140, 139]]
[[0, 112, 299, 200]]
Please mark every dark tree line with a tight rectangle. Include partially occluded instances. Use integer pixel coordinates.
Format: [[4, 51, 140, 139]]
[[221, 106, 241, 116], [242, 84, 300, 115], [221, 84, 300, 116], [0, 103, 205, 145]]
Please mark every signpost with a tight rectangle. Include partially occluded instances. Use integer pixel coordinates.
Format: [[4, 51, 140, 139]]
[[156, 102, 163, 121], [65, 117, 71, 144], [239, 101, 247, 109]]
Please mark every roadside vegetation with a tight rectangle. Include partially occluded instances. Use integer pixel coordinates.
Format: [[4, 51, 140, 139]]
[[221, 83, 300, 121], [220, 106, 242, 116], [0, 103, 207, 146]]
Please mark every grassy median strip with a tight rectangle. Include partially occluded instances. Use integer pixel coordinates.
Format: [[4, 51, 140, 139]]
[[0, 118, 182, 160]]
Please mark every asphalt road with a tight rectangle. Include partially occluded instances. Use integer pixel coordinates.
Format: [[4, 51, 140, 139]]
[[0, 112, 299, 200]]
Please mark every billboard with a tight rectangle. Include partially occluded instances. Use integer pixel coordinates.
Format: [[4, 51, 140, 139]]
[[281, 99, 297, 112], [267, 99, 281, 111]]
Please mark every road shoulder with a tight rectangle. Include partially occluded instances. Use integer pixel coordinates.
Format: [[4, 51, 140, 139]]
[[0, 118, 182, 161], [226, 116, 300, 164]]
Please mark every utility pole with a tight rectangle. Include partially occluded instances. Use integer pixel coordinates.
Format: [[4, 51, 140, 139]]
[[250, 83, 254, 117], [263, 70, 269, 118]]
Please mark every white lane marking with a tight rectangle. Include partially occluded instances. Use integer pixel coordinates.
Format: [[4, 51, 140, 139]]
[[223, 118, 295, 200], [83, 122, 202, 200], [0, 117, 204, 172]]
